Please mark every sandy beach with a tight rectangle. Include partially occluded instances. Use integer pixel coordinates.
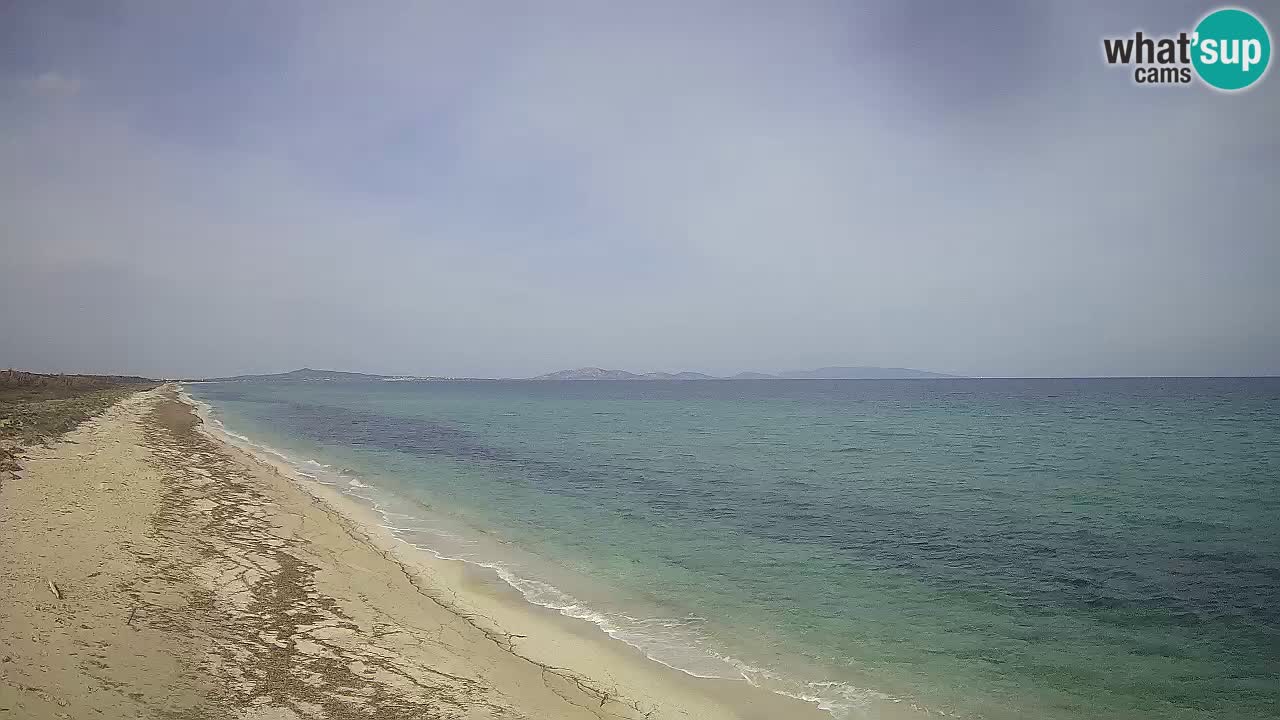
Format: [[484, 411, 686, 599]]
[[0, 386, 824, 720]]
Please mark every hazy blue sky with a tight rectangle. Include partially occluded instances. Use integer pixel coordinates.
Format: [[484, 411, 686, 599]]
[[2, 1, 1277, 378]]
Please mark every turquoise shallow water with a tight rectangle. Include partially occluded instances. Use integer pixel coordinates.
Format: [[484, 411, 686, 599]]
[[187, 378, 1280, 719]]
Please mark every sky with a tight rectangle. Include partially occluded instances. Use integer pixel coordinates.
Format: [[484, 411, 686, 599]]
[[1, 1, 1277, 379]]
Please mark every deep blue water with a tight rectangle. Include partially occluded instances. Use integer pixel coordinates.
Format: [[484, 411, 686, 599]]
[[187, 378, 1280, 719]]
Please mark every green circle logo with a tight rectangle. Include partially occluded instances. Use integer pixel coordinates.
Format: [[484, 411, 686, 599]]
[[1192, 8, 1271, 90]]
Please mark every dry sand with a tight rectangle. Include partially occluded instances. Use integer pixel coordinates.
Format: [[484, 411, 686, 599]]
[[0, 387, 825, 720]]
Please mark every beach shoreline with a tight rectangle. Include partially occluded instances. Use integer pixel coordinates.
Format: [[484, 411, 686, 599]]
[[0, 385, 832, 719], [179, 387, 845, 719]]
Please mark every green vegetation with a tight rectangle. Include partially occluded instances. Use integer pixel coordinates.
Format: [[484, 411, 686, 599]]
[[0, 370, 158, 472]]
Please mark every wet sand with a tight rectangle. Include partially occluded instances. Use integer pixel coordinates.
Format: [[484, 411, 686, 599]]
[[0, 386, 825, 719]]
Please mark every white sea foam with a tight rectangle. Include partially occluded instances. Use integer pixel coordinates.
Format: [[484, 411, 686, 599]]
[[723, 656, 897, 717]]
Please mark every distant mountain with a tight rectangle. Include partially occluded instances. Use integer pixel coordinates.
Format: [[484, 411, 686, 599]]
[[531, 366, 958, 380], [777, 366, 958, 379]]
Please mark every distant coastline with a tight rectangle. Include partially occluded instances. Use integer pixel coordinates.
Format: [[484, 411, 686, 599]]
[[530, 366, 959, 380], [192, 365, 962, 383]]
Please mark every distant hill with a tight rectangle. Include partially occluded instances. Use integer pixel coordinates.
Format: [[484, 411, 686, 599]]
[[531, 366, 958, 380], [531, 367, 641, 381], [640, 371, 719, 380], [531, 367, 725, 381], [670, 371, 719, 380], [194, 368, 395, 382]]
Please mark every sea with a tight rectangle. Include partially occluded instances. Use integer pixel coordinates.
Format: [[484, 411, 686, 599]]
[[184, 377, 1280, 719]]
